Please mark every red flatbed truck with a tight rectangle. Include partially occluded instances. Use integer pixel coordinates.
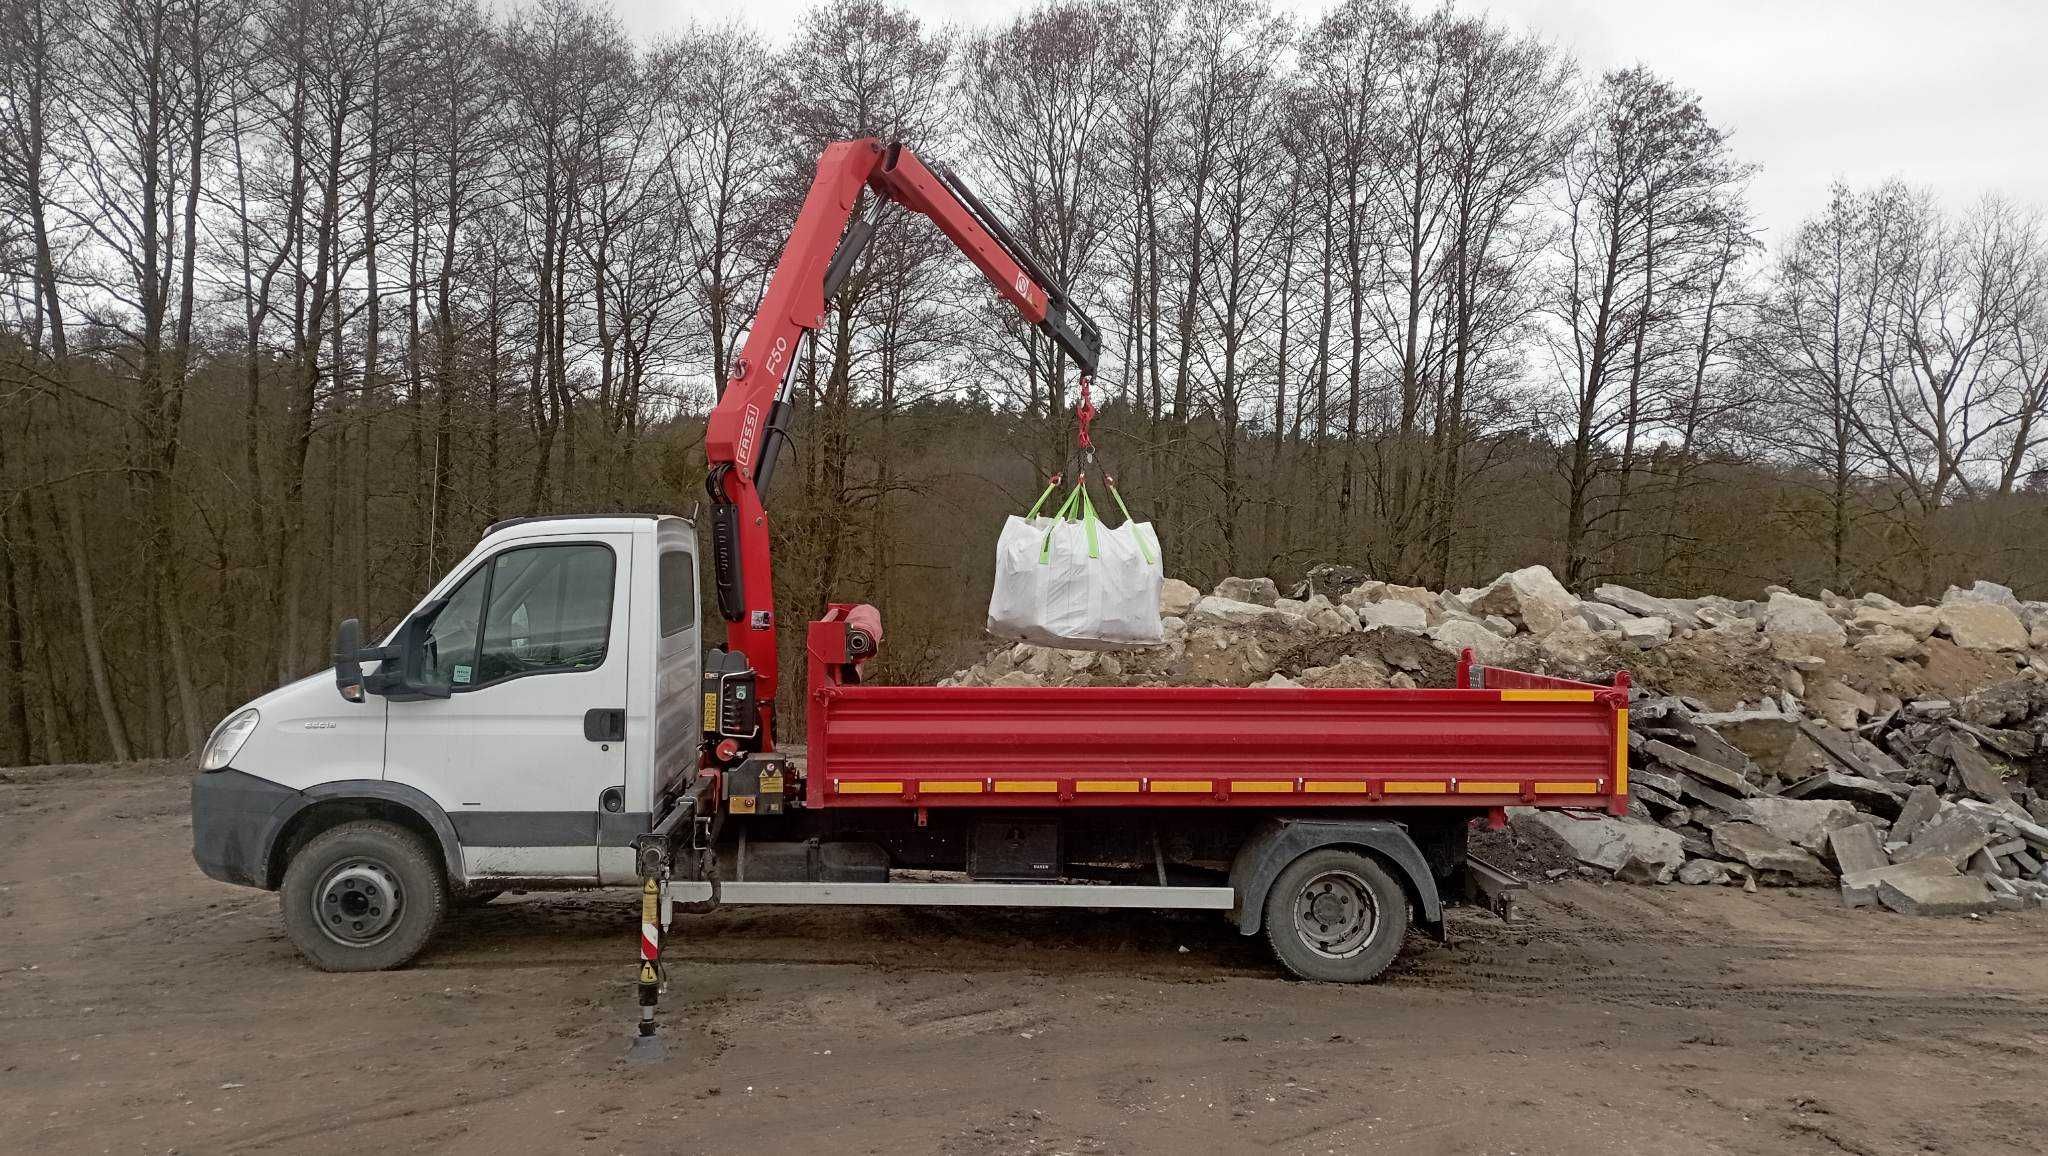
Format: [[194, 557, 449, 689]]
[[188, 139, 1629, 1061]]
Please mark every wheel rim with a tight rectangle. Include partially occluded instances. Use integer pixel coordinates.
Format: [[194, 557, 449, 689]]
[[313, 859, 404, 948], [1290, 869, 1379, 960]]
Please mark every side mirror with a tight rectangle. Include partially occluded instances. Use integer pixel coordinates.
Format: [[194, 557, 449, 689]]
[[334, 618, 368, 702]]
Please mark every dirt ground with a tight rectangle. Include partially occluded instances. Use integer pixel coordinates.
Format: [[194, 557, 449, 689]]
[[7, 763, 2048, 1155]]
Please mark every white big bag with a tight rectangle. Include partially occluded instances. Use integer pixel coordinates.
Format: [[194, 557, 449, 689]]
[[987, 478, 1164, 650]]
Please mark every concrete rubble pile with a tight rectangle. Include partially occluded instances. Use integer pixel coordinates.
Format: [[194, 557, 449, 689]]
[[940, 566, 2048, 917]]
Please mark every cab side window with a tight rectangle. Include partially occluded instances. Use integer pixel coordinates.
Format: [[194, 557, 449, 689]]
[[474, 544, 614, 684], [658, 549, 695, 637]]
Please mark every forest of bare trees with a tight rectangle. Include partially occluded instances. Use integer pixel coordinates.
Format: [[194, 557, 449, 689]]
[[3, 0, 2046, 765]]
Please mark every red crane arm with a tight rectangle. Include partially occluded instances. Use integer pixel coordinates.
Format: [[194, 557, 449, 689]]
[[703, 139, 1101, 736]]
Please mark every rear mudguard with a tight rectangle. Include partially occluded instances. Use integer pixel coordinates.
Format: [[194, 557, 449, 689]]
[[1229, 817, 1445, 942]]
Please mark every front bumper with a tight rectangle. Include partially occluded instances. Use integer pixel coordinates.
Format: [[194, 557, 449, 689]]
[[191, 769, 300, 889]]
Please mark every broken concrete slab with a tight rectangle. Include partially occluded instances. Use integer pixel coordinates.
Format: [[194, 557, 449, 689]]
[[1592, 583, 1700, 624], [1934, 599, 2029, 652], [1877, 872, 1997, 916], [1798, 721, 1907, 780], [1840, 856, 1961, 907], [1758, 591, 1848, 650], [1947, 739, 2012, 805], [1826, 823, 1889, 876], [1744, 797, 1862, 853], [1641, 739, 1760, 797], [1427, 618, 1510, 663], [1897, 808, 1993, 867], [1469, 565, 1579, 636], [1672, 775, 1756, 822], [1159, 578, 1201, 618], [1619, 615, 1672, 648], [1891, 785, 1941, 843], [1676, 858, 1732, 885], [1781, 770, 1906, 818], [1711, 822, 1834, 883], [1356, 600, 1427, 631], [1509, 809, 1684, 880], [1693, 712, 1833, 781], [1804, 679, 1876, 731], [1630, 767, 1684, 799], [1213, 576, 1279, 606]]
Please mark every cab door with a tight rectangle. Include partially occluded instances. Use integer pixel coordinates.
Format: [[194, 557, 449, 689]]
[[383, 534, 633, 880]]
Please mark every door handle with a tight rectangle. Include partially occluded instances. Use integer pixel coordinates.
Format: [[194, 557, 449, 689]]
[[584, 708, 626, 742]]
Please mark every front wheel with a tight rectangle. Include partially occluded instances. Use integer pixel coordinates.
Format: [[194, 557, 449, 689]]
[[280, 820, 448, 972], [1262, 848, 1410, 982]]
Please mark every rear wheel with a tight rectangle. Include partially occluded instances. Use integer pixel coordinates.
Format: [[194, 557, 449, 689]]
[[280, 820, 447, 972], [1262, 848, 1409, 982]]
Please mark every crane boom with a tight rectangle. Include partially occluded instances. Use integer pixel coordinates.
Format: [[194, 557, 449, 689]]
[[702, 139, 1101, 737]]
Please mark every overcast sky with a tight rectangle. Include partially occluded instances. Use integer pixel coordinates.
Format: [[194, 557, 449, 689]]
[[584, 0, 2048, 247]]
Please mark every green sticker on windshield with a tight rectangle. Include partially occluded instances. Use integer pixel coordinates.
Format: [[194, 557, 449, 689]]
[[453, 664, 472, 685]]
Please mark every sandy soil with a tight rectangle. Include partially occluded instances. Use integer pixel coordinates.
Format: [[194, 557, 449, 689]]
[[6, 762, 2048, 1155]]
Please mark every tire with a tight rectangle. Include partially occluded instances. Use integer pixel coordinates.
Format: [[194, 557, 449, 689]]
[[1262, 848, 1410, 983], [280, 820, 448, 972]]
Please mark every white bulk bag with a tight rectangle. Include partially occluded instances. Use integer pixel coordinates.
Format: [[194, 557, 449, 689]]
[[987, 481, 1164, 650]]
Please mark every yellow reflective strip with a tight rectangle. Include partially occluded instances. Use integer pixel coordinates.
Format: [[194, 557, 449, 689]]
[[1615, 706, 1629, 794], [993, 780, 1058, 794], [1383, 781, 1447, 794], [1303, 780, 1370, 794], [1076, 780, 1140, 793], [837, 781, 903, 795], [918, 780, 983, 794], [1148, 780, 1213, 794], [1500, 689, 1596, 702], [1535, 781, 1601, 795], [1230, 780, 1295, 793], [1455, 781, 1520, 794]]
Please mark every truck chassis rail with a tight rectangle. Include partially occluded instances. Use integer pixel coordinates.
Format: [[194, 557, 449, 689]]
[[664, 880, 1235, 909]]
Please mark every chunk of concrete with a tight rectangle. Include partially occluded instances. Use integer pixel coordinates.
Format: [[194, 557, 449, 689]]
[[1826, 823, 1889, 876], [1641, 739, 1760, 797], [1781, 770, 1905, 818], [1427, 618, 1508, 663], [1592, 583, 1699, 624], [1710, 822, 1833, 883], [1619, 615, 1672, 648], [1693, 712, 1833, 781], [1676, 859, 1732, 885], [1890, 785, 1941, 843], [1356, 600, 1427, 631], [1897, 808, 1993, 867], [1758, 591, 1847, 649], [1935, 599, 2029, 652], [1469, 565, 1579, 636], [1745, 797, 1861, 853], [1850, 603, 1939, 640], [1159, 577, 1201, 618], [1840, 856, 1961, 907], [1948, 739, 2012, 805], [1213, 576, 1279, 606], [1510, 809, 1684, 880], [1804, 679, 1876, 731], [1877, 872, 1997, 916]]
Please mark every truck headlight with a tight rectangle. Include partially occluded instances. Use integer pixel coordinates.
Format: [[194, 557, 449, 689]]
[[201, 709, 260, 771]]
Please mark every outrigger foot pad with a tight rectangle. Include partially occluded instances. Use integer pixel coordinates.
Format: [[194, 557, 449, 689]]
[[626, 1032, 669, 1064]]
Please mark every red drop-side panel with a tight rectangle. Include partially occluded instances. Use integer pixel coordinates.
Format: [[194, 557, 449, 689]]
[[804, 683, 1627, 814]]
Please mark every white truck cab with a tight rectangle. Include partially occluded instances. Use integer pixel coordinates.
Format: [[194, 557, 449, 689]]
[[191, 514, 701, 968]]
